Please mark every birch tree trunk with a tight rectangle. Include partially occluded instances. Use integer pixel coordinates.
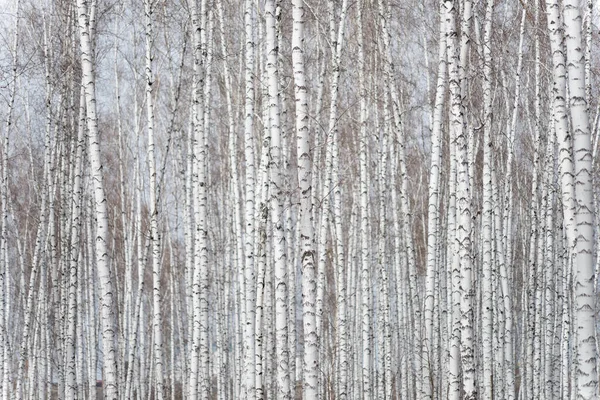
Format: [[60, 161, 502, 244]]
[[264, 0, 291, 398], [546, 8, 578, 398], [480, 0, 494, 398], [144, 1, 165, 398], [1, 1, 19, 398], [446, 1, 463, 398], [65, 88, 86, 400], [291, 0, 318, 398], [423, 1, 448, 396], [189, 0, 211, 398], [75, 0, 119, 397], [243, 0, 257, 397], [563, 1, 598, 397], [357, 3, 372, 398]]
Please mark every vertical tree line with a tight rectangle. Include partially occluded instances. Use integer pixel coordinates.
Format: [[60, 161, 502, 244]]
[[0, 0, 598, 399]]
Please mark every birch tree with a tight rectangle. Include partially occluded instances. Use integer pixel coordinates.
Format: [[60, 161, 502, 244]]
[[0, 1, 19, 396], [563, 0, 598, 397], [189, 0, 211, 398], [480, 0, 494, 398], [75, 0, 119, 397], [144, 1, 165, 398], [242, 0, 257, 397], [357, 3, 372, 398], [423, 0, 448, 396], [291, 0, 319, 398], [264, 0, 291, 398]]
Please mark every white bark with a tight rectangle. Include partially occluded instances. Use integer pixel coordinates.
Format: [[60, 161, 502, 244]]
[[65, 88, 86, 400], [144, 1, 164, 398], [480, 1, 494, 398], [564, 0, 598, 397], [445, 1, 462, 399], [1, 1, 19, 398], [357, 3, 371, 398], [75, 0, 119, 397], [543, 116, 558, 400], [547, 0, 577, 266], [264, 0, 290, 398], [254, 25, 271, 397], [423, 1, 448, 396], [243, 0, 257, 398], [376, 104, 391, 400], [454, 0, 475, 397], [291, 0, 318, 398], [189, 0, 210, 398], [332, 35, 349, 400]]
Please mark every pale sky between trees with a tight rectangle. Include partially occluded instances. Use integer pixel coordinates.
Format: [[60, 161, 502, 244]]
[[0, 0, 599, 399]]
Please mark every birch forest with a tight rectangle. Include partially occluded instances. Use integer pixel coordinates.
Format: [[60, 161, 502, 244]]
[[0, 0, 599, 398]]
